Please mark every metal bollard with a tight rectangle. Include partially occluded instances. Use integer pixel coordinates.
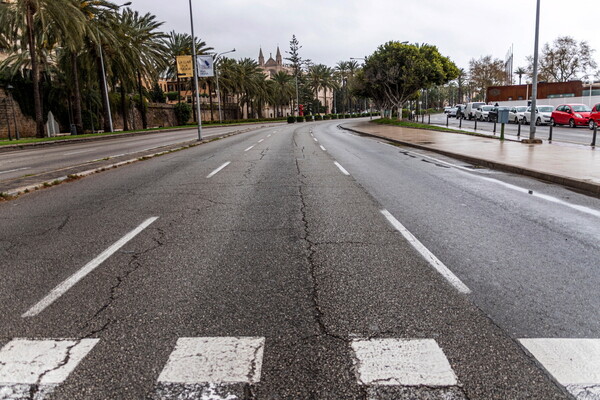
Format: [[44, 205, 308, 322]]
[[517, 120, 521, 137], [422, 113, 424, 124], [428, 114, 430, 124], [446, 114, 449, 127], [548, 124, 553, 141], [493, 121, 497, 134], [474, 118, 477, 130], [592, 123, 598, 147], [459, 117, 462, 128]]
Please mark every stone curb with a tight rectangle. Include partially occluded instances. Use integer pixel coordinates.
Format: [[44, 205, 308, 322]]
[[340, 124, 600, 198], [0, 121, 286, 153]]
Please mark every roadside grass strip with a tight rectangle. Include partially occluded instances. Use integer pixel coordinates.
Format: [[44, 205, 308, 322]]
[[334, 161, 350, 176], [0, 338, 99, 399], [380, 210, 471, 294], [520, 338, 600, 399], [206, 162, 231, 179], [153, 337, 265, 400], [22, 217, 159, 317]]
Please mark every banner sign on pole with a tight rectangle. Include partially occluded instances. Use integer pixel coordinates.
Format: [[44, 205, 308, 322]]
[[176, 55, 193, 78], [197, 55, 214, 77]]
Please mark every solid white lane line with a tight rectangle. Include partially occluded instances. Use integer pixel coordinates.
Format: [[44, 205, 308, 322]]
[[63, 149, 95, 156], [258, 139, 264, 143], [404, 150, 600, 219], [334, 161, 350, 176], [320, 145, 327, 152], [244, 145, 255, 152], [380, 210, 471, 294], [22, 217, 159, 318], [206, 162, 231, 178], [0, 167, 30, 175], [351, 338, 457, 386]]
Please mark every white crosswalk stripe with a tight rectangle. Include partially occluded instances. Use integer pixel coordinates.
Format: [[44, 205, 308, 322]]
[[153, 337, 265, 400], [520, 338, 600, 400], [0, 338, 99, 400], [350, 338, 465, 399]]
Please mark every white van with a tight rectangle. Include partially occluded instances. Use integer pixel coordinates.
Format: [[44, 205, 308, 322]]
[[465, 102, 486, 120]]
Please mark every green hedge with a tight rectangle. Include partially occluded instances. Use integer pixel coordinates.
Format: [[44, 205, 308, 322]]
[[305, 115, 314, 122], [315, 115, 323, 121], [296, 116, 305, 122], [287, 116, 296, 124]]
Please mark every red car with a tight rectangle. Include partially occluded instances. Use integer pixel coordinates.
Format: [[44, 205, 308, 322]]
[[589, 103, 600, 130], [550, 104, 591, 128]]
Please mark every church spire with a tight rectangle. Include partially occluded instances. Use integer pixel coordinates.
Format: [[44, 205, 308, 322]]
[[258, 47, 265, 66], [276, 45, 282, 66]]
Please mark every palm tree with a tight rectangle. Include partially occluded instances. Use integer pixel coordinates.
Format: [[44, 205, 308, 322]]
[[514, 67, 527, 85], [0, 0, 86, 137], [271, 71, 294, 117]]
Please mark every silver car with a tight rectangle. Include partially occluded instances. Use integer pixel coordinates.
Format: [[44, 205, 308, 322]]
[[509, 106, 528, 123], [475, 105, 494, 121]]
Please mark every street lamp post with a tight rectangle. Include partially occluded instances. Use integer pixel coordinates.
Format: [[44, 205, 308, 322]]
[[214, 49, 236, 123], [188, 0, 202, 141], [529, 0, 541, 140], [590, 76, 594, 107]]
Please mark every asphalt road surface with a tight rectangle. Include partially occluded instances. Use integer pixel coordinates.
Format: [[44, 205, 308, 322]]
[[1, 120, 597, 399], [429, 113, 597, 146]]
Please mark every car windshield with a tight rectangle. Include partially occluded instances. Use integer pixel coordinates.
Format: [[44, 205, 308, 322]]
[[538, 107, 553, 112], [516, 107, 528, 112], [481, 106, 493, 111], [572, 105, 591, 112], [498, 107, 509, 111]]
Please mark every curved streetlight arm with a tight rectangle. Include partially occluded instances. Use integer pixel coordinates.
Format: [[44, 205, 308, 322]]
[[214, 49, 236, 123]]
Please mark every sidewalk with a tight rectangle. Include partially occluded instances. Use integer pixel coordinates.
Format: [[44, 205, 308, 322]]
[[342, 120, 600, 196]]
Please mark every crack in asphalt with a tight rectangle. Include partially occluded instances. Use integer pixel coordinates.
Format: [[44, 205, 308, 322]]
[[27, 341, 79, 400], [82, 227, 166, 338]]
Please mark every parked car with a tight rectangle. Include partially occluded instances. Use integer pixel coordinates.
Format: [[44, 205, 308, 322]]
[[509, 106, 528, 123], [475, 105, 494, 121], [448, 107, 458, 118], [455, 104, 466, 119], [589, 103, 600, 130], [465, 102, 487, 120], [522, 105, 554, 125], [550, 104, 592, 128], [488, 106, 510, 123], [444, 106, 452, 114]]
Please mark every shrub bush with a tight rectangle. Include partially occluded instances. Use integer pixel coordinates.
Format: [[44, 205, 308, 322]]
[[287, 116, 296, 124], [305, 115, 314, 122], [323, 115, 330, 120], [174, 102, 192, 125], [315, 115, 323, 121], [345, 114, 351, 119], [166, 91, 179, 101], [296, 116, 305, 122]]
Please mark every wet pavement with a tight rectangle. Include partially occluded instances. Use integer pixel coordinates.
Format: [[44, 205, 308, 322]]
[[342, 120, 600, 196]]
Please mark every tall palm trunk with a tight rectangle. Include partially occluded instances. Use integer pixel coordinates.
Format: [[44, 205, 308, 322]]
[[137, 71, 147, 129], [120, 83, 128, 131], [208, 81, 214, 121], [70, 52, 84, 134], [323, 87, 328, 114], [26, 2, 44, 138], [96, 55, 112, 132]]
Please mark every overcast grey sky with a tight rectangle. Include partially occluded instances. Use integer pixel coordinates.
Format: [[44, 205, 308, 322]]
[[132, 0, 598, 81]]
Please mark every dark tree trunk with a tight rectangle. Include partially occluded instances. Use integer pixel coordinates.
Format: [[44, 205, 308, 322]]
[[26, 3, 44, 138], [96, 55, 112, 132], [137, 71, 147, 129], [120, 83, 129, 131], [70, 52, 84, 134]]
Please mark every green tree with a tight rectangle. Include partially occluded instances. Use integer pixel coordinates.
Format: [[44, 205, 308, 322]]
[[527, 36, 598, 82], [363, 41, 459, 119], [514, 66, 527, 85], [468, 55, 505, 102]]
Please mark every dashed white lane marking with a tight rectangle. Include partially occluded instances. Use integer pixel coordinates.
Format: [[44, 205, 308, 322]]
[[0, 167, 30, 175], [351, 338, 457, 386], [22, 217, 159, 317], [206, 162, 231, 178], [403, 149, 600, 219], [258, 139, 264, 143], [0, 338, 99, 398], [320, 145, 327, 152], [313, 138, 318, 142], [380, 210, 471, 294], [244, 145, 255, 152], [334, 161, 350, 176], [63, 149, 94, 155], [267, 134, 272, 138], [520, 338, 600, 399], [157, 337, 265, 384]]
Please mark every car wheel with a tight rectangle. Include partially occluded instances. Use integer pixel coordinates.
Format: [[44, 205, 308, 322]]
[[535, 117, 542, 126], [550, 118, 556, 126], [590, 120, 597, 130], [569, 119, 576, 128]]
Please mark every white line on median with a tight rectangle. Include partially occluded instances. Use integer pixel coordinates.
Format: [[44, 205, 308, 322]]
[[0, 167, 30, 175], [22, 217, 159, 317], [244, 145, 255, 152], [380, 209, 471, 294], [206, 162, 231, 178], [320, 145, 327, 151], [334, 161, 350, 176]]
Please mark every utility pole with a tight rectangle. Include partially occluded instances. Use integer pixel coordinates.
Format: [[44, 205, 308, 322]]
[[188, 0, 202, 141], [529, 0, 541, 141]]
